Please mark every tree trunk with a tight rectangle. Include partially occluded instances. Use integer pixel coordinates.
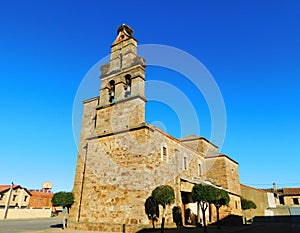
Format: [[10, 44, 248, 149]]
[[200, 203, 207, 233], [197, 202, 201, 227], [216, 206, 220, 229], [202, 208, 207, 232], [161, 206, 166, 233], [152, 219, 155, 229]]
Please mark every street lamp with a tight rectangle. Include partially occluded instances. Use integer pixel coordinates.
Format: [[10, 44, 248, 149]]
[[2, 182, 14, 219]]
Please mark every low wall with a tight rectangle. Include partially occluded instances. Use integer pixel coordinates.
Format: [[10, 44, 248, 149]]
[[0, 208, 52, 219]]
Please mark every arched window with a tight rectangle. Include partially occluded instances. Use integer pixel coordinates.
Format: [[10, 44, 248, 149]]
[[109, 80, 115, 103], [124, 74, 131, 97]]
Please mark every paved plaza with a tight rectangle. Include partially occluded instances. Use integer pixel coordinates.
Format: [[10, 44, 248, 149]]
[[1, 217, 299, 233]]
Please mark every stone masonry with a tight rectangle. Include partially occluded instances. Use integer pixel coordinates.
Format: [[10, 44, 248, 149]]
[[69, 24, 242, 232]]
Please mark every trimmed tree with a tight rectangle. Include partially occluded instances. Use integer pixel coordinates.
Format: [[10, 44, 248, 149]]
[[210, 188, 230, 229], [52, 191, 74, 212], [145, 196, 159, 229], [241, 198, 257, 224], [152, 185, 175, 233], [192, 184, 215, 232]]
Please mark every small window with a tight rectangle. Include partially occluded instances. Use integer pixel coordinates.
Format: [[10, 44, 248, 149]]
[[93, 114, 97, 129], [12, 195, 17, 201], [293, 198, 299, 205], [198, 162, 202, 176], [24, 196, 28, 202], [235, 200, 238, 209], [161, 145, 168, 162], [183, 156, 187, 170], [163, 147, 167, 157], [279, 196, 285, 205], [0, 194, 3, 201]]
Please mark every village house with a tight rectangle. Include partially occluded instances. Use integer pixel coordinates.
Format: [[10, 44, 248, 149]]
[[0, 184, 31, 209]]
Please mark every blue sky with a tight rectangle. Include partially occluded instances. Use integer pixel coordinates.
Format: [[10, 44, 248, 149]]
[[0, 0, 299, 192]]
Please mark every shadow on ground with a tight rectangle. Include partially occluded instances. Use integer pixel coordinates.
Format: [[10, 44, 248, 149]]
[[137, 215, 300, 233], [51, 223, 63, 228]]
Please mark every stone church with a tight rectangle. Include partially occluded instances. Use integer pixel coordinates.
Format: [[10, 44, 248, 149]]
[[69, 24, 242, 232]]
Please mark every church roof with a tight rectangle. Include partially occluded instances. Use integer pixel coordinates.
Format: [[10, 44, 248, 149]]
[[180, 134, 201, 140], [179, 134, 218, 148]]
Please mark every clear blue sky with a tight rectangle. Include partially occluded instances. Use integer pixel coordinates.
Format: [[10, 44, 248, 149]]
[[1, 0, 299, 192]]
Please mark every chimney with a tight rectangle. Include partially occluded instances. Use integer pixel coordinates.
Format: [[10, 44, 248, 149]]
[[273, 183, 277, 192]]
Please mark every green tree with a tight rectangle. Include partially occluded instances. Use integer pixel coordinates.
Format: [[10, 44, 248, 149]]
[[152, 185, 175, 233], [241, 198, 257, 224], [52, 192, 74, 212], [192, 184, 215, 232], [210, 188, 230, 229], [241, 198, 257, 210]]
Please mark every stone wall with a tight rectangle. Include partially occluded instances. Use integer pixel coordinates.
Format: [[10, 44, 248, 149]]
[[70, 122, 242, 231], [180, 136, 218, 154], [96, 97, 145, 136], [240, 184, 269, 216], [205, 156, 241, 196], [70, 124, 207, 225]]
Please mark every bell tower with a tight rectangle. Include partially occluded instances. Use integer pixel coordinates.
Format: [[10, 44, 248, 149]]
[[96, 24, 146, 135]]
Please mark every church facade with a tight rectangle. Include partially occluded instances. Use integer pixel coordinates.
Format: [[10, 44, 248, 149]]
[[69, 25, 242, 232]]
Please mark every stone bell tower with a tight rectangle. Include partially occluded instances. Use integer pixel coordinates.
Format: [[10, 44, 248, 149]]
[[96, 24, 146, 135]]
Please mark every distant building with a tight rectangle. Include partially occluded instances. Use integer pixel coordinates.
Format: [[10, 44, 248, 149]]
[[241, 183, 300, 217], [264, 183, 300, 206], [0, 184, 31, 209], [28, 191, 53, 209], [28, 182, 54, 209]]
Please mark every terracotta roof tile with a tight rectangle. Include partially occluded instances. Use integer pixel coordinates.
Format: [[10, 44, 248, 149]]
[[0, 185, 20, 193], [283, 188, 300, 195]]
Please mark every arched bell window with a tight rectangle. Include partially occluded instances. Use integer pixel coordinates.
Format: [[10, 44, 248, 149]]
[[109, 80, 115, 103], [124, 74, 131, 97]]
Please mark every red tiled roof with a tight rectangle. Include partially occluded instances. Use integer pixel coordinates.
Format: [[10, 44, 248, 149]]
[[0, 185, 20, 193], [0, 184, 31, 196], [283, 188, 300, 195], [29, 190, 54, 198]]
